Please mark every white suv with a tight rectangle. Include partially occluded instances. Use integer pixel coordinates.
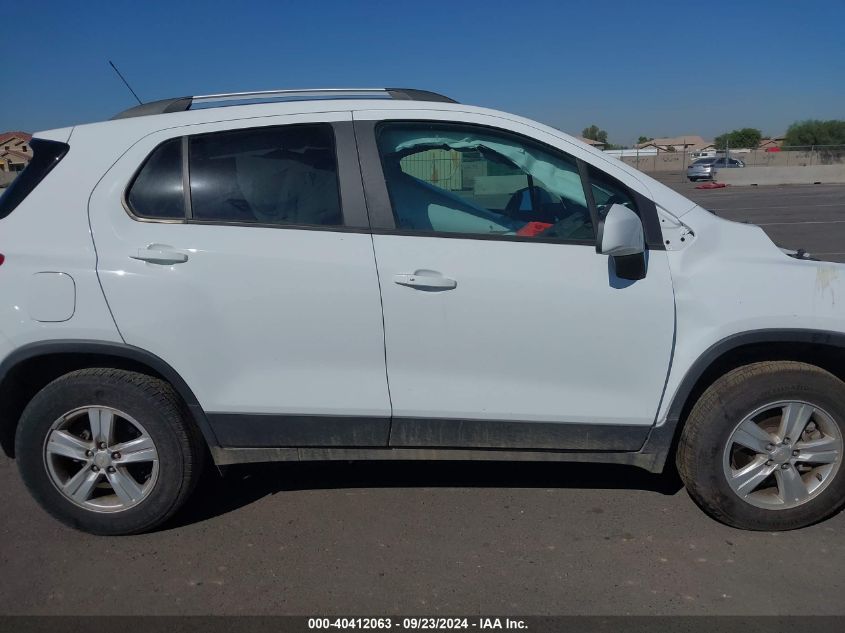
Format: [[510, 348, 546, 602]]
[[2, 88, 843, 534]]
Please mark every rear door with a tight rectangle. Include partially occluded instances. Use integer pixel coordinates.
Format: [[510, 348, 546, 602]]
[[354, 110, 676, 450], [89, 112, 392, 447]]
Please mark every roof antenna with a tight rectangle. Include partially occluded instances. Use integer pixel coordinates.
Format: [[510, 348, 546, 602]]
[[108, 60, 143, 105]]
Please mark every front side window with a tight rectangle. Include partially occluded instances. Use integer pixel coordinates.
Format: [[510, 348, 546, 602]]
[[188, 124, 342, 226], [587, 165, 639, 221], [376, 122, 593, 241]]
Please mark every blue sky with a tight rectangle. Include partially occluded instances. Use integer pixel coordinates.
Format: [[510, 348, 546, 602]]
[[4, 0, 844, 144]]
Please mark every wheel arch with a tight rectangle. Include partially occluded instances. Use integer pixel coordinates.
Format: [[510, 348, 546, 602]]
[[0, 340, 219, 458], [664, 329, 845, 443]]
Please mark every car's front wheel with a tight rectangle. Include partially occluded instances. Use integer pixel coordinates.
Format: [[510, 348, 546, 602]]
[[677, 361, 845, 530], [16, 368, 205, 535]]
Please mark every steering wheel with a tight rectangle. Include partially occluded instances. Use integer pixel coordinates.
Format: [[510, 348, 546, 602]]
[[504, 185, 567, 223]]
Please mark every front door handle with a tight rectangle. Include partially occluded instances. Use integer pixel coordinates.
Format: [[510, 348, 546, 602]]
[[130, 246, 188, 265], [393, 271, 457, 291]]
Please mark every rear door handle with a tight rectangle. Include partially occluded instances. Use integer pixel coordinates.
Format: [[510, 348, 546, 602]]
[[393, 272, 457, 291], [130, 246, 188, 265]]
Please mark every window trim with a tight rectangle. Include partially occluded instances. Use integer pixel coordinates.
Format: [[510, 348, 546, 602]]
[[122, 121, 367, 230], [576, 159, 601, 251], [358, 119, 663, 248], [367, 226, 595, 246], [181, 136, 193, 220]]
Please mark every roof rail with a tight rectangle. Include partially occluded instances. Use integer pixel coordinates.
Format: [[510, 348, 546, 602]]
[[111, 87, 457, 120]]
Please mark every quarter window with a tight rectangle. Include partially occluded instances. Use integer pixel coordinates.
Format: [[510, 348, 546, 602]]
[[188, 124, 342, 226], [126, 138, 184, 220], [376, 122, 593, 241]]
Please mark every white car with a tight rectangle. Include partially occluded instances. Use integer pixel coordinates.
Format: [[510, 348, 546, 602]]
[[1, 88, 843, 534], [689, 149, 717, 161]]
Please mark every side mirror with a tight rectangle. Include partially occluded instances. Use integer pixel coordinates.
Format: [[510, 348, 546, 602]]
[[599, 203, 644, 256], [598, 203, 646, 281]]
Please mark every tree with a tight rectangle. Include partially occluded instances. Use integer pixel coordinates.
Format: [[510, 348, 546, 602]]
[[783, 120, 845, 147], [582, 125, 608, 144], [637, 135, 653, 144], [714, 128, 762, 150]]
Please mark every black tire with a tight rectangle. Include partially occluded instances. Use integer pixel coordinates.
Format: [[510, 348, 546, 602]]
[[15, 368, 205, 535], [677, 361, 845, 530]]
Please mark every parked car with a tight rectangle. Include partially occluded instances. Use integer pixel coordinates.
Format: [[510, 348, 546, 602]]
[[2, 88, 843, 534], [687, 156, 745, 181], [687, 157, 718, 181]]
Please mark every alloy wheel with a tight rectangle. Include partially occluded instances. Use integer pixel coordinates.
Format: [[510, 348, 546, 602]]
[[43, 406, 159, 512], [722, 400, 843, 509]]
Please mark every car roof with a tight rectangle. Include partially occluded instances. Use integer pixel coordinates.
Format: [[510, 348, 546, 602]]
[[111, 88, 458, 120], [63, 96, 472, 133]]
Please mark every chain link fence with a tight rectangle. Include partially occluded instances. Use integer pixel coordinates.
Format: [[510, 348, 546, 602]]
[[618, 145, 845, 173]]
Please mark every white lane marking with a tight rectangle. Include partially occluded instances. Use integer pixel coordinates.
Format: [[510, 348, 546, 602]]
[[692, 192, 845, 200], [710, 203, 845, 211], [754, 220, 845, 226]]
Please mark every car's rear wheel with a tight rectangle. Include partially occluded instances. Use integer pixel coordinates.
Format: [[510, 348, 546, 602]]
[[16, 368, 204, 535], [677, 361, 845, 530]]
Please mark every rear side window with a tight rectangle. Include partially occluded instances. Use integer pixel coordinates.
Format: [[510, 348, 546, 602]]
[[126, 138, 184, 220], [0, 138, 69, 219], [188, 124, 342, 226]]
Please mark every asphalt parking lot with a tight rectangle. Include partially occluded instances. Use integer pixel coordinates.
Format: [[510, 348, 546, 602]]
[[653, 173, 845, 262], [2, 180, 845, 617]]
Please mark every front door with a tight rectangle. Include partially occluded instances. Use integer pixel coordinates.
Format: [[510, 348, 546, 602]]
[[355, 115, 676, 450]]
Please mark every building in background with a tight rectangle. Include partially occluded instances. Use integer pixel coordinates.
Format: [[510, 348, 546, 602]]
[[577, 136, 607, 150], [758, 136, 785, 151], [604, 147, 659, 159], [0, 132, 33, 186], [635, 135, 712, 153]]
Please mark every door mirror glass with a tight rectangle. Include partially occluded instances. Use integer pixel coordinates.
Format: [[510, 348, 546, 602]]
[[599, 203, 644, 256]]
